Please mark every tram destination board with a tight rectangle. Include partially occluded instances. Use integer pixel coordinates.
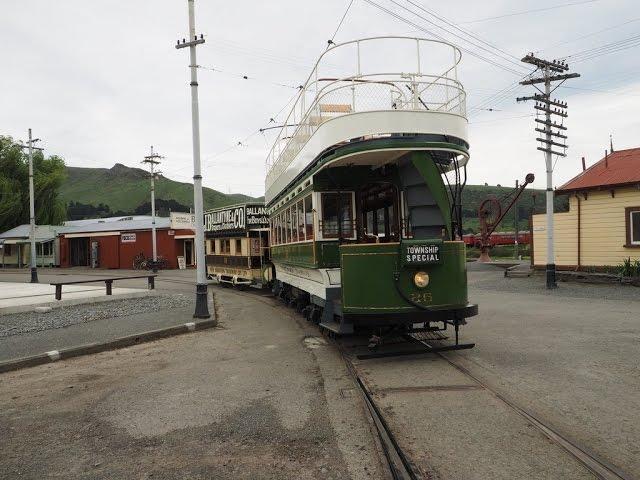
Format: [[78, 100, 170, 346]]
[[401, 241, 442, 265], [204, 203, 268, 235]]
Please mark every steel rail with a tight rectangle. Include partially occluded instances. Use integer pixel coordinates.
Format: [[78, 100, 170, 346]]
[[211, 286, 632, 479], [429, 346, 634, 480], [338, 343, 425, 480]]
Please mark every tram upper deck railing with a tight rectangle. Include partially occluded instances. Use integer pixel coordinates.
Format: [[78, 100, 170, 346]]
[[265, 37, 467, 191]]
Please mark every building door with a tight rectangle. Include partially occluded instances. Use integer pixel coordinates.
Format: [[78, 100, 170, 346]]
[[184, 239, 194, 266], [69, 238, 89, 266]]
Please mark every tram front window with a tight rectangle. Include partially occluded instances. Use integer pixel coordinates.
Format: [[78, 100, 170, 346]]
[[360, 183, 399, 243], [320, 192, 354, 239]]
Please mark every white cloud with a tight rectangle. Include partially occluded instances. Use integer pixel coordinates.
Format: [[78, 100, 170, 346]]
[[1, 0, 637, 199]]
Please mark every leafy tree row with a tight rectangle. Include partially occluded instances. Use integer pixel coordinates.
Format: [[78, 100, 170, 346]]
[[0, 136, 67, 232]]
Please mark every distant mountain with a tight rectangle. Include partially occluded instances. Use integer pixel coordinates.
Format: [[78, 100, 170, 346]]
[[60, 163, 261, 218]]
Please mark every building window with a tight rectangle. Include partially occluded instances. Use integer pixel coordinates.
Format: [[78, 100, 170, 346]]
[[4, 245, 12, 256], [221, 239, 231, 254], [36, 241, 53, 256], [320, 192, 355, 239], [626, 207, 640, 246], [235, 239, 242, 255]]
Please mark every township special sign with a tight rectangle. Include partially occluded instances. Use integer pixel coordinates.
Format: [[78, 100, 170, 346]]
[[402, 243, 441, 265], [204, 204, 268, 234]]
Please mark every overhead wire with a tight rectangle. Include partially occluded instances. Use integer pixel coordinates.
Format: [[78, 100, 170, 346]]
[[538, 17, 640, 53], [329, 0, 356, 45], [362, 0, 529, 76], [459, 0, 601, 25], [197, 64, 301, 90], [562, 33, 640, 62], [395, 0, 527, 72]]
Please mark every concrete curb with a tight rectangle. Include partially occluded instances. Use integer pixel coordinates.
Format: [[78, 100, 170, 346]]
[[0, 319, 217, 374]]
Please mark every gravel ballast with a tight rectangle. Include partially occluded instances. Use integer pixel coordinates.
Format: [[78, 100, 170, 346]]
[[0, 295, 193, 338]]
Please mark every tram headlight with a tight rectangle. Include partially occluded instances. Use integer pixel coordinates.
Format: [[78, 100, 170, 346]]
[[413, 271, 429, 288]]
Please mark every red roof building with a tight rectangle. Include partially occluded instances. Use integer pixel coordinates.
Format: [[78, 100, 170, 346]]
[[558, 147, 640, 193], [532, 146, 640, 270]]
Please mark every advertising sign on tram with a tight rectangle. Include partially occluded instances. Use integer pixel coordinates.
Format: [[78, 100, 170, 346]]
[[204, 203, 268, 234]]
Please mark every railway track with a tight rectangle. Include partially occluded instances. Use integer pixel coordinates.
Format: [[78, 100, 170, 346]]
[[218, 286, 633, 480], [342, 331, 633, 480], [435, 351, 633, 480]]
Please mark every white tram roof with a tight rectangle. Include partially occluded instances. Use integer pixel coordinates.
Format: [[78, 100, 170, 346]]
[[264, 36, 469, 205]]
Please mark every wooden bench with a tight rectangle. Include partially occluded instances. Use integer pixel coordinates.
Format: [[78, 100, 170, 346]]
[[50, 275, 157, 301]]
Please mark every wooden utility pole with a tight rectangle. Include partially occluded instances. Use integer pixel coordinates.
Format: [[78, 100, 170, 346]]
[[143, 146, 163, 273], [517, 54, 580, 288]]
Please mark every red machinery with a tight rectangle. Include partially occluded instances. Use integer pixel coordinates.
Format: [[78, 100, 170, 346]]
[[477, 173, 535, 262]]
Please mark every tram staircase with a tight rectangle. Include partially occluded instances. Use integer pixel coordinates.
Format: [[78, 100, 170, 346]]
[[399, 161, 447, 239]]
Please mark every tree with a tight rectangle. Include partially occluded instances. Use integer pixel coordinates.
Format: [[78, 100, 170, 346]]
[[0, 135, 67, 232]]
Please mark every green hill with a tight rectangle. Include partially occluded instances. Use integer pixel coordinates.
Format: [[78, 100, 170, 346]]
[[60, 163, 260, 218], [59, 163, 568, 231]]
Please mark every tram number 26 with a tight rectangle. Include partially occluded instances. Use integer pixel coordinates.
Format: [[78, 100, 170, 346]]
[[409, 292, 433, 304]]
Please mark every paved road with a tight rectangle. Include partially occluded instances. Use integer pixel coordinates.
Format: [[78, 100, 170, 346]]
[[0, 281, 385, 480], [2, 266, 638, 478]]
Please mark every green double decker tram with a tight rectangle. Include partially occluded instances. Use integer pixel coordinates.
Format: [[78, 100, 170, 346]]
[[265, 37, 477, 349]]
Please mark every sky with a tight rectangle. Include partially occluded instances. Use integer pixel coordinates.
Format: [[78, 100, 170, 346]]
[[1, 0, 638, 198]]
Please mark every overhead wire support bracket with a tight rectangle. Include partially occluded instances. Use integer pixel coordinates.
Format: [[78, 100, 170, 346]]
[[176, 35, 205, 49], [537, 146, 567, 157], [534, 118, 567, 130], [535, 128, 567, 139], [517, 95, 567, 108], [536, 137, 568, 149], [521, 54, 569, 72], [520, 72, 580, 85], [534, 105, 568, 117]]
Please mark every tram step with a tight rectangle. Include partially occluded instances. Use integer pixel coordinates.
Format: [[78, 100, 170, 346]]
[[409, 330, 448, 342], [319, 319, 354, 335]]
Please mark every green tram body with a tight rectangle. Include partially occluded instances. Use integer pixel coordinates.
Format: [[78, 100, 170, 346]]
[[268, 137, 478, 335]]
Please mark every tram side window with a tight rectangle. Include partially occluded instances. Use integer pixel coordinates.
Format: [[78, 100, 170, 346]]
[[304, 195, 314, 240], [276, 212, 282, 245], [321, 192, 354, 239], [291, 204, 298, 242], [297, 200, 305, 241]]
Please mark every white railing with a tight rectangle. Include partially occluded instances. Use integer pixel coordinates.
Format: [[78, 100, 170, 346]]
[[265, 37, 466, 188]]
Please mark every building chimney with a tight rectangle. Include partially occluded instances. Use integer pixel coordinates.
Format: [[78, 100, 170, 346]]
[[605, 149, 608, 168], [610, 134, 614, 153], [582, 157, 586, 171]]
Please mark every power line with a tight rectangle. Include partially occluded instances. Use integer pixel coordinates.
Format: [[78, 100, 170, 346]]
[[459, 0, 600, 25], [566, 33, 640, 63], [538, 17, 640, 53], [328, 0, 355, 46], [400, 0, 526, 70], [469, 113, 535, 124], [362, 0, 528, 76], [197, 64, 301, 89]]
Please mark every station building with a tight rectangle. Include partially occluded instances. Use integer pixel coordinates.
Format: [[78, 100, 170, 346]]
[[59, 213, 196, 269], [0, 212, 196, 270], [532, 147, 640, 269]]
